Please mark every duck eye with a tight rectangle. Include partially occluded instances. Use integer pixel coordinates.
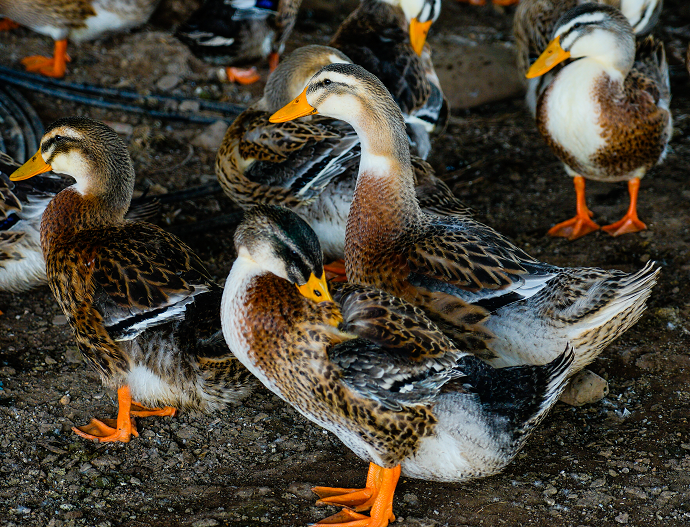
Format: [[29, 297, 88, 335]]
[[323, 79, 331, 86], [313, 289, 322, 297]]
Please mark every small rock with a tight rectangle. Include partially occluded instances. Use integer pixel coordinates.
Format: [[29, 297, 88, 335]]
[[64, 347, 83, 364], [156, 74, 181, 91], [59, 395, 71, 405], [615, 513, 629, 524], [179, 100, 201, 113], [191, 121, 229, 151], [44, 356, 57, 365], [105, 122, 134, 136], [559, 369, 609, 406], [52, 315, 67, 326], [192, 519, 219, 527], [286, 482, 314, 500]]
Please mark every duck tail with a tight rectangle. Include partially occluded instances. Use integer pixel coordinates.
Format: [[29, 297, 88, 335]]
[[635, 36, 670, 108], [564, 261, 660, 371], [457, 344, 573, 451]]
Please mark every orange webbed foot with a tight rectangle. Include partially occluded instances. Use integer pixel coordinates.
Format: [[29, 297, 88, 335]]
[[0, 19, 20, 31], [312, 464, 400, 527], [547, 215, 600, 240], [21, 39, 70, 78], [73, 416, 139, 443], [313, 486, 376, 511], [130, 402, 178, 418], [225, 66, 261, 85], [324, 259, 347, 282], [601, 178, 646, 237], [314, 508, 384, 526], [601, 215, 646, 237]]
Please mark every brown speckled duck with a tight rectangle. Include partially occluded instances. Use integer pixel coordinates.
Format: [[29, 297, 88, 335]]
[[10, 117, 254, 442], [0, 0, 161, 77], [526, 3, 671, 239], [221, 204, 573, 527], [270, 63, 660, 376], [216, 44, 468, 264]]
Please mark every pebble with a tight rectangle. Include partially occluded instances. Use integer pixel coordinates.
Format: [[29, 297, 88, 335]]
[[192, 520, 219, 527], [615, 513, 629, 524], [191, 120, 229, 151], [59, 395, 71, 405], [52, 315, 67, 326], [559, 370, 609, 406], [156, 74, 181, 91]]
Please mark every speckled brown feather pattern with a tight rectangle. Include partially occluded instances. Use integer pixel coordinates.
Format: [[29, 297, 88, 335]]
[[536, 35, 671, 183], [240, 272, 439, 466], [0, 0, 95, 31], [329, 0, 431, 116]]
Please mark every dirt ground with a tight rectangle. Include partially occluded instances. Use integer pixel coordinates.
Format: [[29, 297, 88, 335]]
[[1, 1, 690, 526]]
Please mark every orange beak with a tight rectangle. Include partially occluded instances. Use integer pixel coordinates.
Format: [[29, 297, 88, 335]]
[[410, 18, 433, 56], [526, 35, 571, 79], [296, 272, 333, 304], [10, 149, 51, 181], [269, 87, 318, 123]]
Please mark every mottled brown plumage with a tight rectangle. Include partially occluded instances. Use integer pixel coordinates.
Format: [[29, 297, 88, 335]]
[[11, 116, 254, 443], [221, 204, 573, 526], [270, 62, 660, 377]]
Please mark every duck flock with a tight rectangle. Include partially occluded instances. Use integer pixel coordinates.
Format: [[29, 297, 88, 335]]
[[0, 0, 677, 525]]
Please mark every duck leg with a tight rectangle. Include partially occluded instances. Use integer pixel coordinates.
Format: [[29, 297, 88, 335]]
[[224, 67, 261, 85], [0, 18, 20, 31], [21, 39, 71, 78], [313, 464, 400, 527], [547, 175, 600, 240], [601, 178, 647, 236], [72, 385, 176, 443]]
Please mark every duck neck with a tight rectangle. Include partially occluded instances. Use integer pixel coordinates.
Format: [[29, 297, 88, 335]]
[[40, 185, 130, 256]]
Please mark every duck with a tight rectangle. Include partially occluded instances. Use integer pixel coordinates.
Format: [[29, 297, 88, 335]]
[[216, 44, 469, 267], [221, 203, 574, 527], [9, 116, 255, 443], [0, 0, 162, 78], [525, 3, 671, 239], [514, 0, 663, 115], [175, 0, 303, 85], [269, 62, 660, 375], [329, 0, 448, 159]]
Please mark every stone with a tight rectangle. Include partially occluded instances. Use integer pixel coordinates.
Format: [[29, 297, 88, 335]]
[[559, 369, 609, 406], [191, 121, 229, 151]]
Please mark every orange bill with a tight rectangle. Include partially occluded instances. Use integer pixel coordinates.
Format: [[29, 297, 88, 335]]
[[269, 87, 317, 122], [410, 18, 433, 56], [297, 272, 333, 303], [10, 149, 51, 181], [526, 35, 571, 79]]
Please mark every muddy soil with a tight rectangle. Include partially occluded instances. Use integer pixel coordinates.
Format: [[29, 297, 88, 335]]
[[1, 1, 690, 526]]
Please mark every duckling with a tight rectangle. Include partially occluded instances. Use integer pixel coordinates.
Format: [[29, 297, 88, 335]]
[[514, 0, 663, 115], [270, 63, 660, 375], [0, 0, 161, 78], [526, 3, 671, 239], [216, 44, 469, 264], [10, 117, 255, 442], [330, 0, 448, 158], [175, 0, 303, 85], [221, 203, 574, 527]]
